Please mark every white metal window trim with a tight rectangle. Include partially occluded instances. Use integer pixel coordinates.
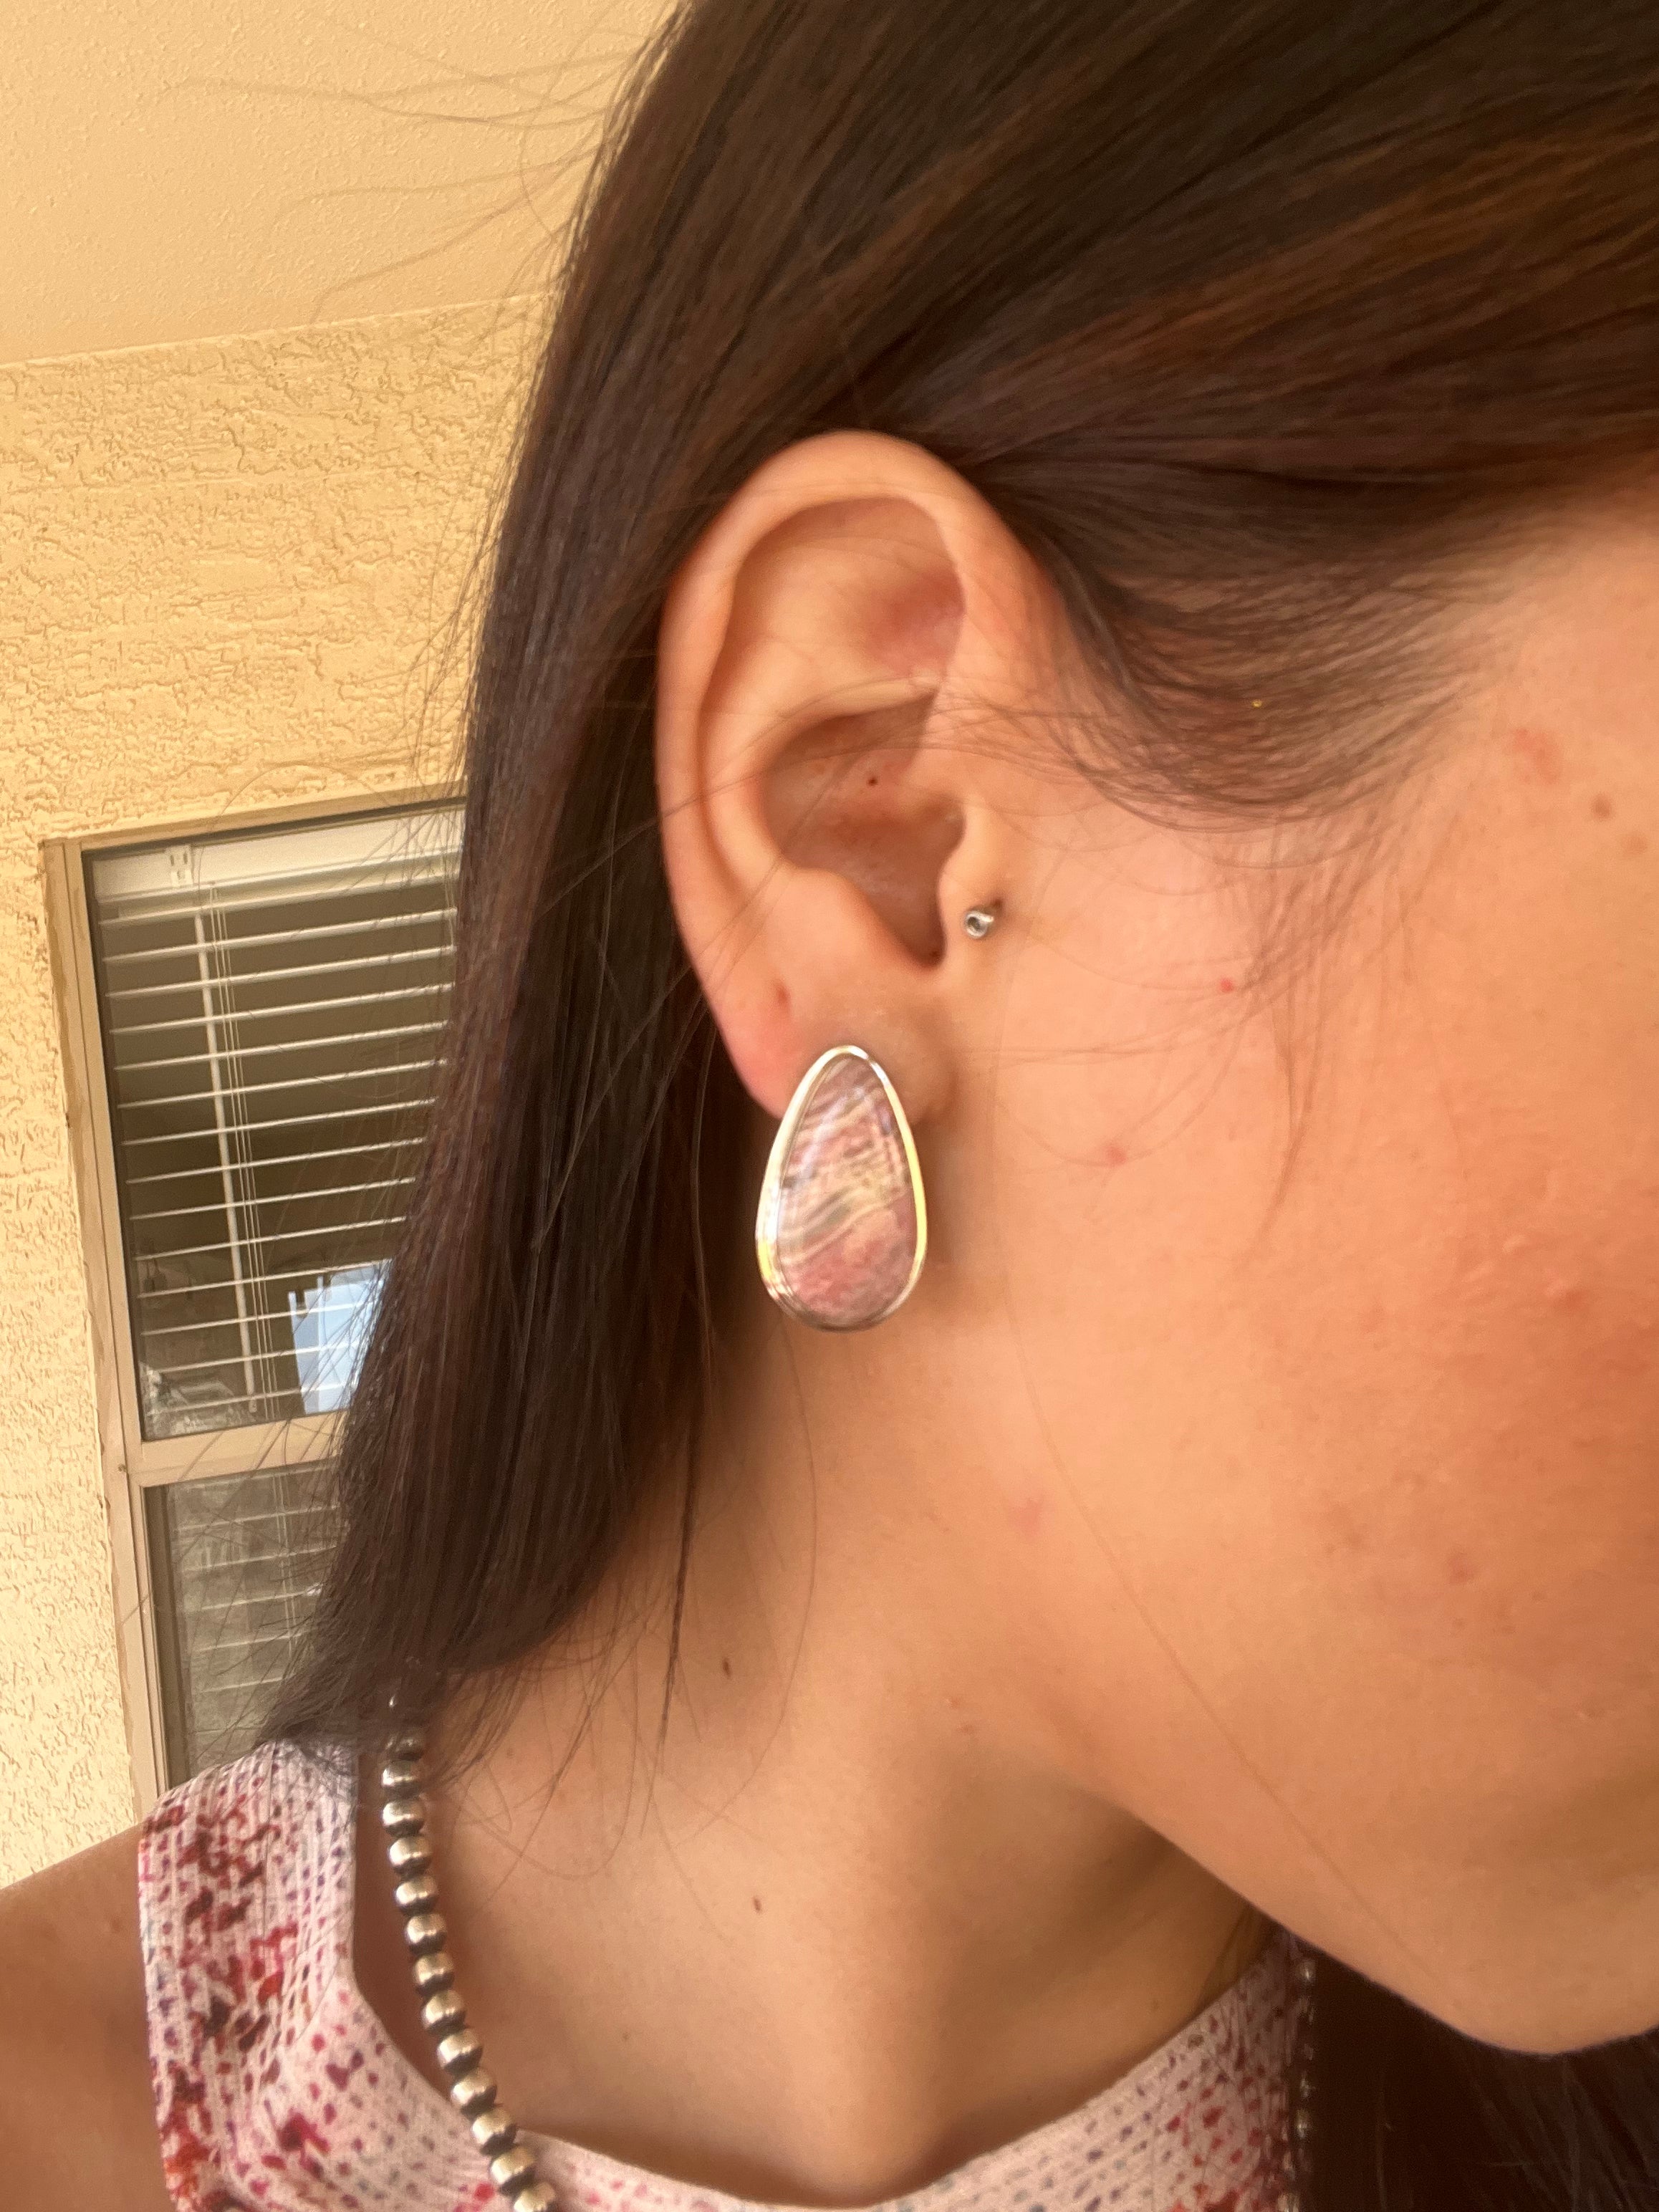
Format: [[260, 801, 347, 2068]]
[[43, 784, 461, 1815]]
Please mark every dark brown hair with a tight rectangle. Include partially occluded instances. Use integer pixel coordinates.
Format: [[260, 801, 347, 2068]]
[[271, 3, 1659, 2203]]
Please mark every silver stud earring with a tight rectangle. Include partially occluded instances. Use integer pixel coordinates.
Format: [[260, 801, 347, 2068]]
[[962, 903, 1001, 940]]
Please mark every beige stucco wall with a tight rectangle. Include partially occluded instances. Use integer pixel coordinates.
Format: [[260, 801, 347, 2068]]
[[1, 0, 660, 362], [0, 295, 539, 1880]]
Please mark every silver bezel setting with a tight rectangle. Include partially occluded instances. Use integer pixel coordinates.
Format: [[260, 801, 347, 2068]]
[[753, 1044, 928, 1332]]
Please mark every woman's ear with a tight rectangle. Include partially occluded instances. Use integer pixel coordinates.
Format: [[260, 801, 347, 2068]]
[[655, 429, 1055, 1122]]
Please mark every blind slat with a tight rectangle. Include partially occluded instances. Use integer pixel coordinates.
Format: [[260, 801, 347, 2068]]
[[135, 1254, 393, 1304], [121, 1096, 433, 1150], [110, 1016, 447, 1079], [101, 908, 453, 971], [130, 1174, 415, 1226], [106, 944, 453, 1006], [144, 1381, 319, 1415], [174, 1549, 335, 1582], [127, 1134, 423, 1191], [95, 807, 461, 905], [135, 1213, 407, 1264], [107, 978, 450, 1042], [173, 1504, 334, 1542], [118, 1067, 438, 1121], [140, 1287, 390, 1340]]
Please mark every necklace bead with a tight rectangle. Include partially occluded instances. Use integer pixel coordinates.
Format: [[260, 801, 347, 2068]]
[[382, 1794, 427, 1837], [452, 2066, 500, 2115], [493, 2145, 542, 2192], [437, 2028, 484, 2075], [469, 2100, 514, 2148], [394, 1872, 440, 1913], [413, 1947, 456, 1993], [403, 1910, 449, 1954], [423, 1987, 467, 2034]]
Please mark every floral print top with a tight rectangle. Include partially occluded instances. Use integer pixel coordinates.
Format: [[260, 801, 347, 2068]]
[[138, 1740, 1301, 2212]]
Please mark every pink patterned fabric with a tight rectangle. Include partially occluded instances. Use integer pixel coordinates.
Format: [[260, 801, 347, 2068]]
[[139, 1741, 1301, 2212]]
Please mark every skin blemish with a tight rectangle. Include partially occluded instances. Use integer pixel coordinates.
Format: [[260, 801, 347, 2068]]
[[1446, 1549, 1476, 1587], [1319, 1494, 1373, 1560], [1623, 831, 1649, 858], [1010, 1494, 1046, 1537], [1217, 976, 1236, 994], [1102, 1140, 1128, 1169], [1510, 725, 1565, 785], [1591, 793, 1615, 819], [752, 1896, 763, 1913], [720, 1655, 732, 1677]]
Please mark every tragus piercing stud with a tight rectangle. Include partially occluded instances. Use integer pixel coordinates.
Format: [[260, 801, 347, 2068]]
[[962, 903, 1001, 940]]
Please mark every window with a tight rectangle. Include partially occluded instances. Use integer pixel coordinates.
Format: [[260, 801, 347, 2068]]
[[47, 795, 461, 1806]]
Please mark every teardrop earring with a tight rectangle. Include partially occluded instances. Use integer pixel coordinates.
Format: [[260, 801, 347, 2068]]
[[754, 1045, 928, 1330]]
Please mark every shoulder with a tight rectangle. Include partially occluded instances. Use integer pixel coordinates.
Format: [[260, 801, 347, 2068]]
[[143, 1741, 359, 2205], [0, 1741, 352, 2212], [0, 1824, 173, 2209]]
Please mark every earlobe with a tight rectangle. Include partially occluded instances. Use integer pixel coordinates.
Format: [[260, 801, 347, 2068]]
[[655, 430, 1039, 1124]]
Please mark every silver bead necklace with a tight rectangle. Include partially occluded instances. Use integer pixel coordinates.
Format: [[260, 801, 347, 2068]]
[[1284, 1944, 1319, 2212], [379, 1721, 1319, 2212], [378, 1721, 559, 2211]]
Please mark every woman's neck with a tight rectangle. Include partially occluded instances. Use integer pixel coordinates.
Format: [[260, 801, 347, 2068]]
[[370, 1304, 1269, 2202]]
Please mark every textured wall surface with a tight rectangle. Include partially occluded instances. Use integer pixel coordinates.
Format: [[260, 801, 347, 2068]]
[[2, 0, 660, 360], [0, 295, 538, 1880]]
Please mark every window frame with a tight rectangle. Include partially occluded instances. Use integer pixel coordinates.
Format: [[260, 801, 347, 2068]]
[[44, 784, 458, 1814]]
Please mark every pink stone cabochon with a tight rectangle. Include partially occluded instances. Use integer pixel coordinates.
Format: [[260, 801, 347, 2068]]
[[759, 1049, 924, 1329]]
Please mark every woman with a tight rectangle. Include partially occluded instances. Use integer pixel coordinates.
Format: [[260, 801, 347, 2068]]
[[8, 1, 1659, 2206]]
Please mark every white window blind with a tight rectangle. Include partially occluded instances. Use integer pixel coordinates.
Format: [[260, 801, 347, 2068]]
[[87, 805, 461, 1440], [80, 801, 462, 1782]]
